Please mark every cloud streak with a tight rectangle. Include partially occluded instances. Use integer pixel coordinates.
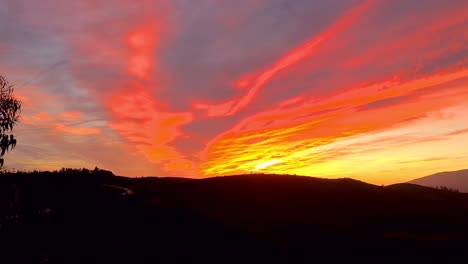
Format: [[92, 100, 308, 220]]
[[195, 0, 376, 117]]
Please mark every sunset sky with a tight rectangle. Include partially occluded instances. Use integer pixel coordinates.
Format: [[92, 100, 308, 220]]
[[1, 0, 467, 184]]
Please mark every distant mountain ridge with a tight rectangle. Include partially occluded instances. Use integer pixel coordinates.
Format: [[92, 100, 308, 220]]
[[2, 169, 468, 262], [409, 169, 468, 192]]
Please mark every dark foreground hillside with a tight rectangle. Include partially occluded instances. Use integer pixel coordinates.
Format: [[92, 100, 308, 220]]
[[1, 169, 468, 263]]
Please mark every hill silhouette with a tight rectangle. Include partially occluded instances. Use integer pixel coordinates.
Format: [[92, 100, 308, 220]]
[[409, 169, 468, 192], [1, 169, 468, 263]]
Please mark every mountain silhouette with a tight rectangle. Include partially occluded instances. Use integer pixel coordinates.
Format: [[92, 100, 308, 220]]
[[409, 169, 468, 192], [1, 170, 468, 263]]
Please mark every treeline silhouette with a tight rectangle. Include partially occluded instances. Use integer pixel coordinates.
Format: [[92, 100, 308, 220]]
[[436, 185, 460, 193], [1, 168, 468, 263]]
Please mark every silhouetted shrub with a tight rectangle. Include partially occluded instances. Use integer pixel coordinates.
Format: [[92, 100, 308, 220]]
[[436, 185, 459, 193], [0, 75, 22, 168]]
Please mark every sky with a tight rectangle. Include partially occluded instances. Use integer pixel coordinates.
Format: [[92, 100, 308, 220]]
[[0, 0, 467, 184]]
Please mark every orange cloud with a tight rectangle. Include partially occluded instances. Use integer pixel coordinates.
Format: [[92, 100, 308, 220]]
[[21, 108, 102, 136], [59, 111, 83, 120], [106, 83, 195, 175], [200, 68, 468, 178], [55, 124, 101, 135], [103, 21, 196, 176]]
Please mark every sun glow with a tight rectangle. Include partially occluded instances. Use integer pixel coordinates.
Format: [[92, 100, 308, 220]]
[[255, 160, 281, 170]]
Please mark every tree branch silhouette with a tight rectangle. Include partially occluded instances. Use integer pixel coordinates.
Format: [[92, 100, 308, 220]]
[[0, 75, 22, 168]]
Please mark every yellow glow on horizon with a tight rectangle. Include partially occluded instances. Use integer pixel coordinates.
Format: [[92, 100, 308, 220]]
[[255, 159, 281, 170], [202, 102, 468, 185]]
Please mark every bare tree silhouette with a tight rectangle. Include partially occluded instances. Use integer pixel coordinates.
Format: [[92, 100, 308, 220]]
[[0, 75, 22, 168]]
